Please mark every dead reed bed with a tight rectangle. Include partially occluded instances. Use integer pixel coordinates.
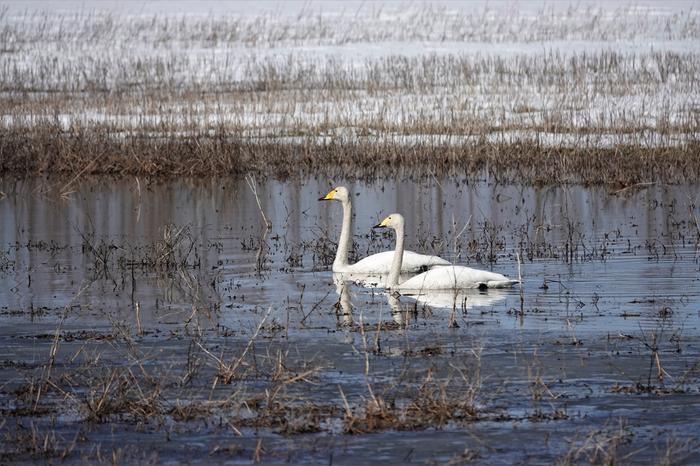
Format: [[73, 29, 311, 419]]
[[1, 5, 699, 183], [3, 50, 697, 143], [1, 123, 699, 185], [3, 3, 698, 47]]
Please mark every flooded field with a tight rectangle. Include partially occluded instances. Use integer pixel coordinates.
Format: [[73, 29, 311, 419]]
[[1, 176, 699, 464]]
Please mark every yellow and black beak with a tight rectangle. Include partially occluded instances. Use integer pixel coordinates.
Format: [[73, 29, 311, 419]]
[[318, 189, 336, 201], [373, 216, 391, 229]]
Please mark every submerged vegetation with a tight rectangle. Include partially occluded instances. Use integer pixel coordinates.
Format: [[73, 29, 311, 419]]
[[1, 178, 699, 463], [1, 3, 699, 182]]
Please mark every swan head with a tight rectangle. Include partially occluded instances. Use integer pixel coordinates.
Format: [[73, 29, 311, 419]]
[[319, 186, 350, 202], [373, 213, 404, 230]]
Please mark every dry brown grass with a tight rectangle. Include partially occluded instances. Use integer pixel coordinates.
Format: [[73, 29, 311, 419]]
[[556, 419, 634, 466], [1, 123, 699, 185], [1, 7, 699, 184]]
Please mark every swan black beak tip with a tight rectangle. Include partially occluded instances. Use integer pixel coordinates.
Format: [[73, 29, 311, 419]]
[[318, 196, 328, 201], [372, 223, 385, 229]]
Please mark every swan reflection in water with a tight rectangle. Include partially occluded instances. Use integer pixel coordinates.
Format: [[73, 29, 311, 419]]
[[332, 270, 418, 289], [334, 278, 354, 326], [333, 273, 409, 327], [333, 273, 509, 328], [405, 288, 508, 312]]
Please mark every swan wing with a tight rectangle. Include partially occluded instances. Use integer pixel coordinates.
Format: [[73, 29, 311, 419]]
[[344, 250, 449, 274], [401, 250, 451, 271]]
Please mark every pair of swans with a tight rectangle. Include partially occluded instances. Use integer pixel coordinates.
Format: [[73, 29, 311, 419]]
[[320, 186, 449, 274], [321, 186, 518, 291]]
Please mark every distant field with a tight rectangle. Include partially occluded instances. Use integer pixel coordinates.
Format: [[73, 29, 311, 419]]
[[1, 2, 699, 182]]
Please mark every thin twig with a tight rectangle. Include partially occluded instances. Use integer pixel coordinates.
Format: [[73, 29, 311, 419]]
[[245, 174, 272, 229]]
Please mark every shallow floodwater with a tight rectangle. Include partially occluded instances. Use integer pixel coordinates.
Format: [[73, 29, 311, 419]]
[[1, 177, 699, 464]]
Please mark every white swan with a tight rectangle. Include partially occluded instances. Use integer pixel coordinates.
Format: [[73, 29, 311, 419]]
[[374, 213, 519, 292], [319, 187, 450, 274]]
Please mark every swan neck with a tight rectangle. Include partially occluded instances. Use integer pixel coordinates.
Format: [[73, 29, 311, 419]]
[[334, 198, 352, 268], [388, 223, 404, 287]]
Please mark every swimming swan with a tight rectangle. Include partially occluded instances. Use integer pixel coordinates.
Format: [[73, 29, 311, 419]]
[[319, 187, 450, 274], [374, 213, 519, 291]]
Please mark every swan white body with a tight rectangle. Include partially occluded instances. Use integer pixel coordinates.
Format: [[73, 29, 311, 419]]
[[397, 266, 519, 291], [376, 213, 519, 292], [320, 187, 450, 274]]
